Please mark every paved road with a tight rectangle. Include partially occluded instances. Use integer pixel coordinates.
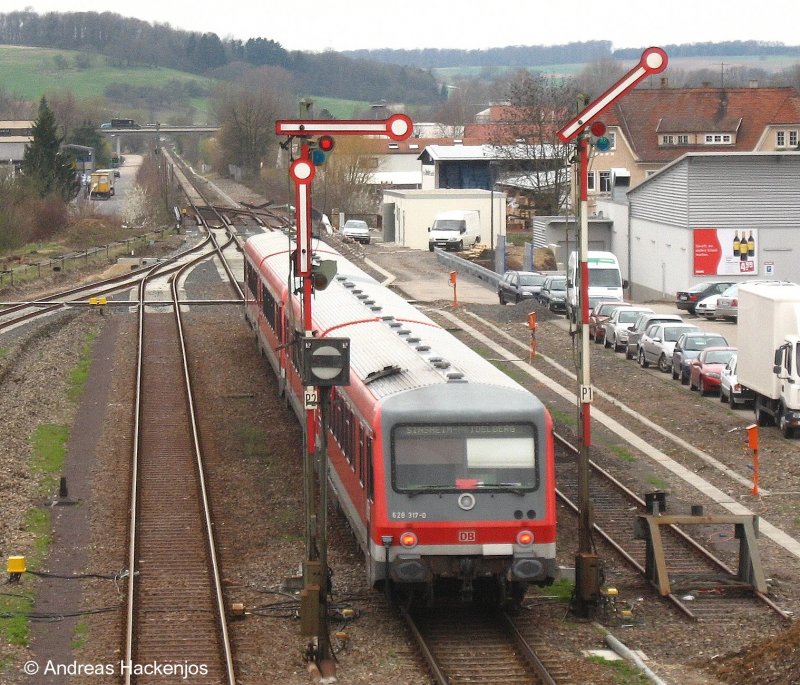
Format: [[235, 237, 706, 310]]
[[364, 240, 738, 346]]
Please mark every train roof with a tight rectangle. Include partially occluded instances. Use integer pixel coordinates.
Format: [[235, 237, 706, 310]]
[[245, 232, 532, 401]]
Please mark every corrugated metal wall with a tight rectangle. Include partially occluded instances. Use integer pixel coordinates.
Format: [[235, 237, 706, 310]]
[[627, 154, 800, 301], [687, 155, 800, 228], [629, 162, 688, 227]]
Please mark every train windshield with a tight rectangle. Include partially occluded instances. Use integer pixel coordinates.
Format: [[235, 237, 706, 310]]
[[392, 424, 537, 493]]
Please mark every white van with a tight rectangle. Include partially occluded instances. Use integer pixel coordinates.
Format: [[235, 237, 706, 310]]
[[566, 250, 626, 322], [427, 210, 481, 252]]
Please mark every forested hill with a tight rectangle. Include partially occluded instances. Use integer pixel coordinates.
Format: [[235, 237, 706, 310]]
[[0, 10, 441, 104], [345, 40, 800, 69], [344, 42, 613, 68]]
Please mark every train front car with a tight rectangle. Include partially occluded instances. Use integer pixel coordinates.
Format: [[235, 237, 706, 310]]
[[243, 232, 556, 608], [372, 353, 557, 608]]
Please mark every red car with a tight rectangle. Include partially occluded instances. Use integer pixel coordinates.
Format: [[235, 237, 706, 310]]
[[689, 347, 737, 395], [589, 301, 632, 344]]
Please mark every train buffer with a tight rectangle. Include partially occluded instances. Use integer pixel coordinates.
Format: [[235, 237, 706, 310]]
[[634, 513, 766, 596]]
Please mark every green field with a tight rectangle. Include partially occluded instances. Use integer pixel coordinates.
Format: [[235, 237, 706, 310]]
[[0, 45, 378, 123], [0, 45, 214, 100], [433, 54, 800, 85], [301, 95, 373, 119]]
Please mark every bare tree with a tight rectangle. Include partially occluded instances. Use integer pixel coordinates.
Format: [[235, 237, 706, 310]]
[[212, 67, 296, 177], [490, 70, 578, 216], [572, 57, 628, 97], [313, 136, 377, 218]]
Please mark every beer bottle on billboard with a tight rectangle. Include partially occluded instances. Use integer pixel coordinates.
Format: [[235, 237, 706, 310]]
[[747, 230, 755, 257], [733, 230, 740, 256]]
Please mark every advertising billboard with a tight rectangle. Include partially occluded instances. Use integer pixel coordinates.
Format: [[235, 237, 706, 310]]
[[693, 228, 758, 276]]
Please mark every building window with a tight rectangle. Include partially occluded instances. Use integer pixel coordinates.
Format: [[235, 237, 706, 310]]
[[777, 131, 785, 147], [606, 132, 616, 150], [661, 135, 674, 145], [599, 171, 611, 192], [704, 134, 732, 144], [587, 171, 595, 191], [677, 135, 689, 144], [790, 131, 798, 147]]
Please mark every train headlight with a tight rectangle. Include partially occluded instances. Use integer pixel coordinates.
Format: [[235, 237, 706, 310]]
[[400, 532, 418, 548], [516, 530, 534, 546]]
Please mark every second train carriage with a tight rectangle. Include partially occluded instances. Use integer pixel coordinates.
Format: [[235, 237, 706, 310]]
[[243, 232, 557, 605]]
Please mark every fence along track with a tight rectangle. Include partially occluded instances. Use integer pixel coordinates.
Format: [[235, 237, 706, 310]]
[[125, 260, 235, 683]]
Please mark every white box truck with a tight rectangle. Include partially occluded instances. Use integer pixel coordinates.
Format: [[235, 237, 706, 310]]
[[737, 283, 800, 437], [566, 251, 626, 323], [427, 210, 481, 252]]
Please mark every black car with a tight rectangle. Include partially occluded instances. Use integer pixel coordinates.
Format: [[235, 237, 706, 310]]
[[671, 331, 730, 384], [675, 281, 735, 314], [497, 270, 547, 305], [540, 276, 567, 313]]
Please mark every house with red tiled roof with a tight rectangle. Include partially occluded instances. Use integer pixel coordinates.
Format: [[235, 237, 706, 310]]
[[465, 104, 562, 143], [588, 84, 800, 201]]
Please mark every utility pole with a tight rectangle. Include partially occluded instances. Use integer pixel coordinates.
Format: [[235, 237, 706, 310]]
[[557, 47, 668, 617]]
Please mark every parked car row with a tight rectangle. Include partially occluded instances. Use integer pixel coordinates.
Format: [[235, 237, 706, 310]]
[[590, 299, 745, 405], [497, 270, 568, 313], [681, 279, 797, 321]]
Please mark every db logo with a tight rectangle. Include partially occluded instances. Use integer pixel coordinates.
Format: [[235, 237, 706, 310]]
[[458, 530, 476, 542]]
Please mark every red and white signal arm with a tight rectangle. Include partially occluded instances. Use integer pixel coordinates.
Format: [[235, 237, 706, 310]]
[[558, 47, 668, 143], [276, 113, 413, 141]]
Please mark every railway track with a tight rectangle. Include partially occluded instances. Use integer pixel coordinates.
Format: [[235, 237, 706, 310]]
[[422, 305, 793, 626], [403, 603, 573, 685], [553, 433, 790, 623], [124, 254, 237, 684]]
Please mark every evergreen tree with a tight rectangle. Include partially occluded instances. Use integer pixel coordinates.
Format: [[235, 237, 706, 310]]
[[22, 97, 80, 201]]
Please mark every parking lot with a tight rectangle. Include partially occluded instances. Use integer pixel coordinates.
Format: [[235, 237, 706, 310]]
[[551, 299, 738, 348]]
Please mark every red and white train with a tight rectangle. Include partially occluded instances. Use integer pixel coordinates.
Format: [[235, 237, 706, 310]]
[[243, 231, 557, 605]]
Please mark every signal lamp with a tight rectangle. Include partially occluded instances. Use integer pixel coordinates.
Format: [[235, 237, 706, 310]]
[[516, 530, 534, 546], [309, 135, 335, 166], [590, 121, 607, 137], [400, 532, 418, 548], [588, 120, 611, 152]]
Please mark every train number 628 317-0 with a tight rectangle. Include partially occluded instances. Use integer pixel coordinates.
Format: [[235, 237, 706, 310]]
[[243, 231, 558, 609]]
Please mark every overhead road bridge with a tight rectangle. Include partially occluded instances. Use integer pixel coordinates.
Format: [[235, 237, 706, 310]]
[[97, 125, 219, 134]]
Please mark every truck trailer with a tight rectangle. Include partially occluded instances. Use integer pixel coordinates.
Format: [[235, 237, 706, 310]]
[[737, 283, 800, 437]]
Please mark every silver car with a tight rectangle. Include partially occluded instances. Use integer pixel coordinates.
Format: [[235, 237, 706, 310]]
[[602, 307, 654, 352], [341, 219, 371, 244], [624, 313, 684, 360], [715, 280, 796, 320], [638, 322, 700, 372]]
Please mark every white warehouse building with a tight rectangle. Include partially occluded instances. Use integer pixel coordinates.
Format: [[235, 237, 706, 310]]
[[596, 152, 800, 302]]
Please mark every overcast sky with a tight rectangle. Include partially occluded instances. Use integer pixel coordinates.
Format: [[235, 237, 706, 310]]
[[14, 0, 800, 53]]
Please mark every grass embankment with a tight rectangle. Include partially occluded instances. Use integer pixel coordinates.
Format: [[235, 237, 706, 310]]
[[0, 330, 97, 648]]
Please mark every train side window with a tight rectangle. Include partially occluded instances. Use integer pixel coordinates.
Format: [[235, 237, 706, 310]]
[[366, 437, 374, 501], [331, 392, 340, 446], [357, 425, 365, 479], [261, 284, 276, 330], [344, 410, 353, 463]]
